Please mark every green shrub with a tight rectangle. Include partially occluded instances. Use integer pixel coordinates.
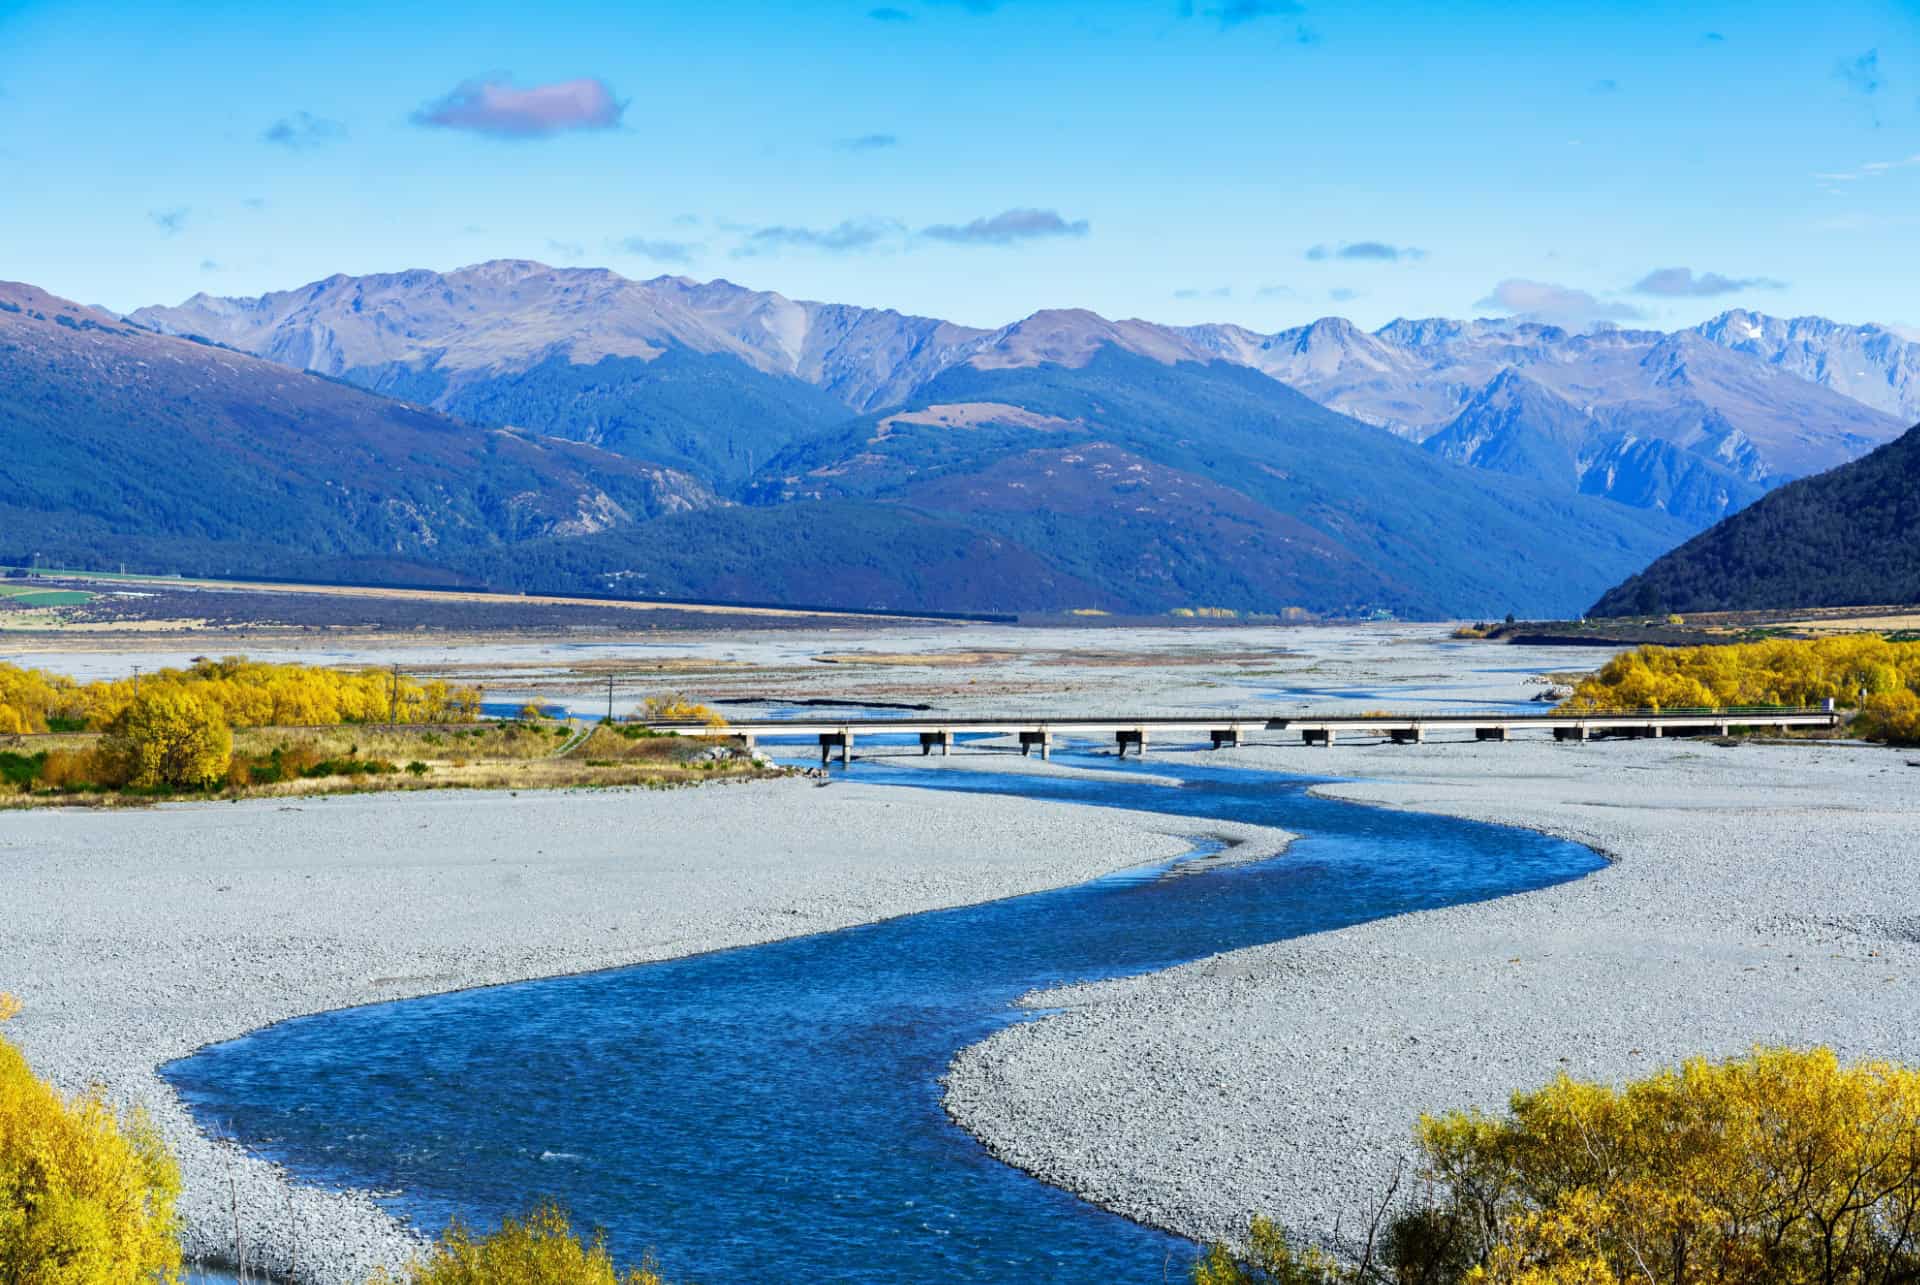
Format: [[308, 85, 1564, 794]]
[[0, 751, 43, 789]]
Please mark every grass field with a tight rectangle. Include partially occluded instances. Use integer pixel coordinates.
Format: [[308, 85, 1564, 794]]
[[0, 584, 94, 607]]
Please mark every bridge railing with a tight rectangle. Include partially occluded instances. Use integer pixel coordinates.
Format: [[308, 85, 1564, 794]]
[[636, 704, 1838, 729]]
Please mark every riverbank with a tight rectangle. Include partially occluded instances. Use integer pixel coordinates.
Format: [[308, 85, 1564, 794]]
[[943, 738, 1920, 1249], [0, 777, 1291, 1283]]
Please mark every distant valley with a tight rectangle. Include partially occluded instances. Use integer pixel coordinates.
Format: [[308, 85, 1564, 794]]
[[6, 260, 1916, 619]]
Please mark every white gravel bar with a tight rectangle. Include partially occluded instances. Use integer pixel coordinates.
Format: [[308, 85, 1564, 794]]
[[944, 738, 1920, 1250], [1, 777, 1291, 1284]]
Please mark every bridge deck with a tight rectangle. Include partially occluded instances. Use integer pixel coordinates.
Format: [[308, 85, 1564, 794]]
[[642, 708, 1838, 761], [646, 709, 1838, 737]]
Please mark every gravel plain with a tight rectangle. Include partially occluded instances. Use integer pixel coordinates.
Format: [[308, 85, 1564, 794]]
[[21, 622, 1878, 1278], [943, 736, 1920, 1250], [0, 777, 1295, 1283]]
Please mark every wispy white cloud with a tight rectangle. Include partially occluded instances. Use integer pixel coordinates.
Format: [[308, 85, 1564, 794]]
[[1306, 240, 1426, 263], [1814, 152, 1920, 190], [921, 208, 1089, 245], [734, 218, 905, 257], [615, 236, 700, 264], [1475, 278, 1644, 328], [413, 75, 624, 138], [1631, 267, 1786, 298]]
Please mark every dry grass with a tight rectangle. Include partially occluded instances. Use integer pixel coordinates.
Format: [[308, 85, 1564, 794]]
[[230, 722, 566, 763]]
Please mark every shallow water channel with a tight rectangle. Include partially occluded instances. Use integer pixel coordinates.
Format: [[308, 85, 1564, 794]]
[[166, 749, 1602, 1281]]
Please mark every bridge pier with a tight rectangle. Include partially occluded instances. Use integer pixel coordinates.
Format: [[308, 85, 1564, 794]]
[[1302, 728, 1334, 746], [1019, 729, 1054, 760], [819, 731, 852, 766], [1475, 726, 1508, 742], [919, 730, 953, 757], [1209, 728, 1242, 749], [1554, 726, 1590, 742], [1389, 727, 1424, 745], [1115, 729, 1148, 759]]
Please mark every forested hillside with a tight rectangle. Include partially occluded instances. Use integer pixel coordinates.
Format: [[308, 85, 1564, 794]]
[[1592, 424, 1920, 616], [0, 284, 712, 580]]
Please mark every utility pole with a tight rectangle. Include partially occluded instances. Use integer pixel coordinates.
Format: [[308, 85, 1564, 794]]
[[132, 665, 140, 698], [607, 674, 615, 723], [389, 665, 400, 727]]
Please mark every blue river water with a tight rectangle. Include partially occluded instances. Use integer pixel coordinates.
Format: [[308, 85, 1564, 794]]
[[165, 748, 1602, 1282]]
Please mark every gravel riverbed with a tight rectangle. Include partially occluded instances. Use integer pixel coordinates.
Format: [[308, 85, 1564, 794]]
[[943, 737, 1920, 1250], [0, 777, 1290, 1284]]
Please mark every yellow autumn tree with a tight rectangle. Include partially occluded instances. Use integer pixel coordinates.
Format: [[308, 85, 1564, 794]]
[[1420, 1047, 1920, 1284], [0, 659, 482, 735], [98, 690, 232, 790], [0, 666, 68, 736], [1200, 1047, 1920, 1285], [0, 994, 183, 1284], [640, 696, 727, 729], [370, 1202, 663, 1285], [1191, 1215, 1349, 1284]]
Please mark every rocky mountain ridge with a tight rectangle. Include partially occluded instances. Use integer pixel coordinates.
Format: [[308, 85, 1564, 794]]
[[130, 262, 1914, 527]]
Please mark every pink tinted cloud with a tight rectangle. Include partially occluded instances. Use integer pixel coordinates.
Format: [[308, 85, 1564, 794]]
[[413, 76, 624, 137]]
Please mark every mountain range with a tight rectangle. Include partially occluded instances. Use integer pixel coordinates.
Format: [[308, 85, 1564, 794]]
[[132, 261, 1917, 533], [7, 260, 1916, 618], [0, 281, 713, 583]]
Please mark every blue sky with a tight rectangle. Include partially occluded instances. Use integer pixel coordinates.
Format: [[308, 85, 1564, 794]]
[[2, 0, 1916, 331]]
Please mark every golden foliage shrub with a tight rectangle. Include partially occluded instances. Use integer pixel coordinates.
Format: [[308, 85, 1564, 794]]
[[34, 748, 124, 792], [0, 656, 483, 733], [1856, 688, 1920, 745], [99, 690, 232, 790], [1421, 1047, 1920, 1284], [1199, 1048, 1920, 1284], [1562, 635, 1920, 716], [0, 666, 71, 736], [640, 696, 727, 729], [371, 1202, 662, 1285], [1192, 1215, 1347, 1284], [0, 994, 183, 1284]]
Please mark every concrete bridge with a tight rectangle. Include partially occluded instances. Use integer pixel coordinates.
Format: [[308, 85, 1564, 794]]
[[641, 708, 1842, 765]]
